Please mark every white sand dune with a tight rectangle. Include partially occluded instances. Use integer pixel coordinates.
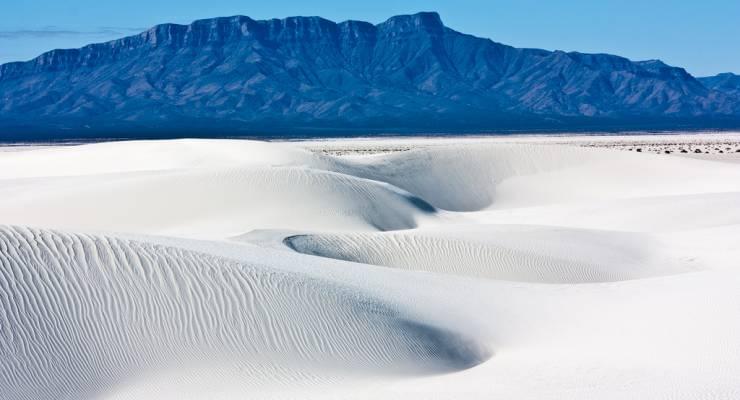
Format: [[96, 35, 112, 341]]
[[0, 167, 436, 236], [0, 225, 489, 400], [284, 225, 694, 283], [325, 143, 740, 210], [1, 137, 740, 399], [0, 139, 314, 179], [0, 140, 436, 236]]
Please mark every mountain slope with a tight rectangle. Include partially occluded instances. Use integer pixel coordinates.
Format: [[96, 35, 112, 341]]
[[700, 73, 740, 99], [0, 12, 738, 138]]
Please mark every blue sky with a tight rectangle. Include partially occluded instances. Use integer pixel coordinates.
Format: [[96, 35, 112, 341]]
[[1, 0, 738, 76]]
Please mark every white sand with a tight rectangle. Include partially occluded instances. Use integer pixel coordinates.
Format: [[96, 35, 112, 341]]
[[1, 134, 740, 399]]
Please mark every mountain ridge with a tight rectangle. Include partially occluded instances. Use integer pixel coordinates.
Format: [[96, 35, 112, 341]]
[[1, 12, 739, 139], [699, 73, 740, 99]]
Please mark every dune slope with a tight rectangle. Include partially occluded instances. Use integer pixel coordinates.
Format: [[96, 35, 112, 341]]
[[0, 226, 488, 400]]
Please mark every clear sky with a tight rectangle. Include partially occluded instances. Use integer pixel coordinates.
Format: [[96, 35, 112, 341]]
[[1, 0, 738, 77]]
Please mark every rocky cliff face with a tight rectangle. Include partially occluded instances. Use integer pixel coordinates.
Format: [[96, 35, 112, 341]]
[[1, 12, 738, 138]]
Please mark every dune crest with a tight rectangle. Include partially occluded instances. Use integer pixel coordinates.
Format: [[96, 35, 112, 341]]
[[284, 225, 693, 283]]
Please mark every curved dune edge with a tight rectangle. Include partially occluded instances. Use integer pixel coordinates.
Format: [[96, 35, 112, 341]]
[[284, 226, 695, 283], [0, 226, 491, 400], [327, 143, 740, 211], [0, 166, 436, 237]]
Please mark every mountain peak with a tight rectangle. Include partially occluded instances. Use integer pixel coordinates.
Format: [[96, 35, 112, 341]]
[[699, 72, 740, 98], [377, 12, 444, 34]]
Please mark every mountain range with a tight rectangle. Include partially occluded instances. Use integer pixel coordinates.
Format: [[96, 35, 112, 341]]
[[1, 12, 739, 139]]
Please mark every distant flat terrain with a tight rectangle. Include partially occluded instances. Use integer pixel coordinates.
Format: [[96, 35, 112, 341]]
[[299, 131, 740, 162]]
